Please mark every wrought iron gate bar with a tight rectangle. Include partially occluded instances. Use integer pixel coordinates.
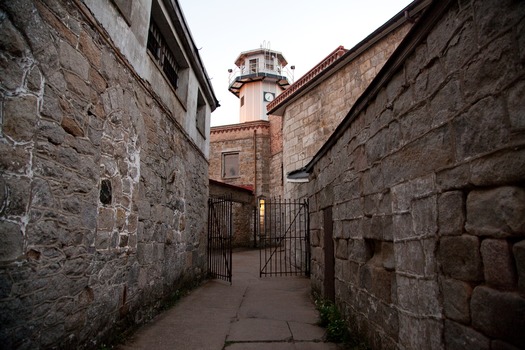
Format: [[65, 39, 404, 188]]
[[207, 196, 232, 284], [257, 198, 310, 277]]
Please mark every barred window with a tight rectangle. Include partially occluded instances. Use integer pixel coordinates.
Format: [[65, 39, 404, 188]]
[[147, 19, 179, 90]]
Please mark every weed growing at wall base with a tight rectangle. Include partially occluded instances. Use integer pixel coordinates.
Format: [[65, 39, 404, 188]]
[[315, 297, 370, 350]]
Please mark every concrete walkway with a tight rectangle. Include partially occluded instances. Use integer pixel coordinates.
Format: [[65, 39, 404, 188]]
[[117, 249, 340, 350]]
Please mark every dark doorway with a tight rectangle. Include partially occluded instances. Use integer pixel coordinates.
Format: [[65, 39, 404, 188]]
[[323, 206, 335, 301]]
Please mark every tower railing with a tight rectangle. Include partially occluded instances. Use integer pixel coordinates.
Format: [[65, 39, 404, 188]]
[[228, 63, 294, 87]]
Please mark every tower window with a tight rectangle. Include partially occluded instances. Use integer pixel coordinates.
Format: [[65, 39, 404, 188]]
[[222, 152, 240, 178], [249, 59, 258, 73], [240, 96, 244, 107], [265, 52, 274, 71]]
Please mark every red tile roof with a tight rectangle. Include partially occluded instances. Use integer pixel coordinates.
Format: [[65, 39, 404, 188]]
[[267, 45, 347, 112]]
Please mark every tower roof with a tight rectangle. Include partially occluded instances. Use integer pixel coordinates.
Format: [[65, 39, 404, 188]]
[[234, 48, 288, 67]]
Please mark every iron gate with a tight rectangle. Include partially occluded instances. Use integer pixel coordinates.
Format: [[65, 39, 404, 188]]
[[207, 196, 232, 284], [256, 198, 310, 277]]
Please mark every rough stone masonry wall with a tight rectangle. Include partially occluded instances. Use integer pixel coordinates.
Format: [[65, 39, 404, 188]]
[[269, 114, 283, 198], [282, 23, 411, 200], [0, 1, 208, 348], [309, 0, 525, 349]]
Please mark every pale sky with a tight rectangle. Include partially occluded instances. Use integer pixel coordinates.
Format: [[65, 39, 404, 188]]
[[178, 0, 413, 126]]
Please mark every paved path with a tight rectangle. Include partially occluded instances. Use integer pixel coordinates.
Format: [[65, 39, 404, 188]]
[[117, 249, 340, 350]]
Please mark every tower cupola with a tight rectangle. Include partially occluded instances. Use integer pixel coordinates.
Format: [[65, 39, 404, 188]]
[[228, 44, 293, 123]]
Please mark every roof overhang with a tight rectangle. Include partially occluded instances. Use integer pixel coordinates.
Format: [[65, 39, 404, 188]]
[[234, 48, 288, 67]]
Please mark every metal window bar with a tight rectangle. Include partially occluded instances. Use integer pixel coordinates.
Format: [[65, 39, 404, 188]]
[[147, 19, 179, 90]]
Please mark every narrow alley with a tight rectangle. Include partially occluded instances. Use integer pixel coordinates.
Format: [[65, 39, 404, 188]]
[[117, 249, 339, 350]]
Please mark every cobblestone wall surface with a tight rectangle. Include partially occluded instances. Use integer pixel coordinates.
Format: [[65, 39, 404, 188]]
[[308, 0, 525, 349], [0, 1, 208, 348]]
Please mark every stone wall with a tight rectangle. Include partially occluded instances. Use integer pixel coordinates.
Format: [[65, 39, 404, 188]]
[[269, 114, 283, 198], [308, 0, 525, 349], [0, 0, 210, 348], [282, 23, 412, 199]]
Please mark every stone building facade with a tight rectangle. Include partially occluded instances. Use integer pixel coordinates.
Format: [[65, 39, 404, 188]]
[[285, 0, 525, 348], [0, 0, 217, 348], [268, 0, 430, 199], [209, 121, 271, 199]]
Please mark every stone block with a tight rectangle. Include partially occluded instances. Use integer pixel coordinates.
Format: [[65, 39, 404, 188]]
[[427, 80, 462, 128], [398, 313, 443, 350], [0, 221, 23, 261], [463, 30, 517, 101], [348, 238, 372, 263], [381, 241, 395, 271], [59, 41, 89, 80], [436, 163, 470, 191], [331, 235, 347, 259], [3, 176, 30, 216], [341, 219, 364, 238], [470, 147, 525, 187], [466, 187, 525, 237], [392, 213, 415, 241], [438, 191, 465, 236], [391, 177, 436, 215], [513, 240, 525, 294], [480, 239, 516, 289], [396, 275, 440, 316], [471, 286, 525, 348], [438, 235, 483, 281], [0, 142, 31, 175], [473, 0, 525, 46], [95, 231, 111, 250], [360, 264, 394, 303], [364, 191, 391, 217], [335, 198, 362, 221], [97, 207, 114, 231], [64, 70, 90, 98], [3, 95, 38, 142], [79, 30, 101, 67], [362, 215, 392, 241], [453, 96, 508, 161], [394, 239, 436, 277], [444, 320, 489, 350], [441, 278, 472, 324], [412, 196, 438, 238], [507, 79, 525, 130]]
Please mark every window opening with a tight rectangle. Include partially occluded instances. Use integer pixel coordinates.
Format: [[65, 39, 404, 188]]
[[100, 179, 112, 205], [222, 152, 240, 178], [265, 52, 274, 71], [196, 90, 206, 137], [249, 59, 258, 73], [147, 19, 179, 90]]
